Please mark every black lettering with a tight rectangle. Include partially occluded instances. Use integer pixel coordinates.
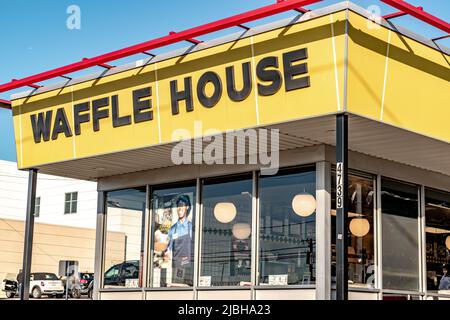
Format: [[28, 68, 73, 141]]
[[51, 108, 72, 140], [197, 71, 222, 108], [133, 87, 153, 123], [30, 111, 52, 143], [256, 56, 282, 96], [112, 95, 132, 127], [283, 48, 310, 91], [92, 97, 110, 132], [170, 77, 193, 115], [74, 102, 90, 136], [226, 62, 252, 102]]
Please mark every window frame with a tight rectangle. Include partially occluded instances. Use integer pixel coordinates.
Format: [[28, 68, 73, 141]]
[[64, 191, 78, 215], [147, 180, 198, 288], [256, 165, 318, 287], [422, 186, 450, 298], [379, 177, 421, 293], [330, 168, 378, 290], [102, 187, 147, 289], [199, 173, 254, 288]]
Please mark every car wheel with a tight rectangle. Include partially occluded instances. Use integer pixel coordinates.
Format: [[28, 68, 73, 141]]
[[6, 291, 15, 299], [87, 288, 92, 299], [71, 288, 81, 299], [32, 287, 42, 299]]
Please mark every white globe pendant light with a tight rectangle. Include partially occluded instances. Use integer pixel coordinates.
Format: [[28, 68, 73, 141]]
[[446, 235, 450, 250], [214, 202, 237, 223], [232, 223, 251, 240], [292, 193, 316, 217], [349, 218, 370, 237]]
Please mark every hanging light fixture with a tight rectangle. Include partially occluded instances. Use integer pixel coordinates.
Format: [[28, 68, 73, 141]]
[[349, 218, 370, 237], [214, 202, 237, 223], [446, 235, 450, 250], [292, 193, 316, 217], [232, 223, 251, 240]]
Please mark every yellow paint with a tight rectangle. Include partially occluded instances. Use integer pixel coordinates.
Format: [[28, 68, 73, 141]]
[[11, 9, 449, 170], [347, 12, 450, 142], [253, 12, 346, 125]]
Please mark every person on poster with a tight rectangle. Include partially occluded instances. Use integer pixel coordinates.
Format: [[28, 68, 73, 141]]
[[439, 264, 450, 290], [164, 195, 193, 271]]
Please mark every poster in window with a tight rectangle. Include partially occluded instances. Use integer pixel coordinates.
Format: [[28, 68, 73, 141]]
[[152, 192, 194, 287]]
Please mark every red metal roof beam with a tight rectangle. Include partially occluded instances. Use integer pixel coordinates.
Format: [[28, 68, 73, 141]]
[[169, 31, 202, 45], [82, 58, 115, 69], [276, 0, 309, 14], [383, 6, 423, 20], [381, 0, 450, 33], [0, 0, 322, 93], [12, 79, 42, 90], [0, 99, 12, 110]]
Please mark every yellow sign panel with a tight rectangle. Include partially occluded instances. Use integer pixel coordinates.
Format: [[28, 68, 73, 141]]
[[346, 12, 450, 143], [12, 12, 346, 169]]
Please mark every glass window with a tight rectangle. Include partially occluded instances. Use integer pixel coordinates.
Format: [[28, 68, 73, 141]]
[[331, 173, 376, 288], [35, 196, 41, 218], [103, 187, 146, 288], [259, 167, 316, 286], [150, 184, 196, 288], [200, 175, 253, 287], [424, 188, 450, 294], [381, 178, 419, 291], [64, 192, 78, 214]]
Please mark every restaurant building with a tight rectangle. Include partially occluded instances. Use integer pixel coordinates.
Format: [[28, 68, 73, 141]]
[[3, 1, 450, 300]]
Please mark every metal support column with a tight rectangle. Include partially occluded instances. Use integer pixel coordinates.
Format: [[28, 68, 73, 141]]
[[93, 191, 106, 300], [335, 114, 348, 300], [20, 169, 38, 300]]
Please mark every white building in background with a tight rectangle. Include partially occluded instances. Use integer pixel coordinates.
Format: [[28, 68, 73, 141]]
[[0, 160, 97, 228], [0, 160, 129, 297]]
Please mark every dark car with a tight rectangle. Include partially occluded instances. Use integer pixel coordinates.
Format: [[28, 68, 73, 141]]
[[87, 261, 140, 299], [1, 274, 18, 299], [79, 272, 94, 294], [60, 272, 94, 298]]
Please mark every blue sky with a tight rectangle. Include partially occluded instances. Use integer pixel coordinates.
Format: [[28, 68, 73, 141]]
[[0, 0, 449, 162]]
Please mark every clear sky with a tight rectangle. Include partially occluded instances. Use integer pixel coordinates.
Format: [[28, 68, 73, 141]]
[[0, 0, 449, 162]]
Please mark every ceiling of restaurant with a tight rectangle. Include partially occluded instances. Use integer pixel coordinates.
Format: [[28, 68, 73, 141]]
[[35, 114, 450, 182]]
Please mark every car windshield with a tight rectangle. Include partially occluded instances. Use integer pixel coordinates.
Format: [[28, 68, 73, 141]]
[[33, 273, 59, 281]]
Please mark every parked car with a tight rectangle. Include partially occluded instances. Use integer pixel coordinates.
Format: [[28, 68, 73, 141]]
[[79, 272, 94, 296], [1, 273, 18, 299], [4, 272, 64, 299], [27, 272, 65, 299], [57, 271, 93, 299], [87, 261, 140, 299]]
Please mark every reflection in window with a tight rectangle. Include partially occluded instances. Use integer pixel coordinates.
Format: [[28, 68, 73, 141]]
[[381, 179, 419, 291], [200, 175, 253, 287], [331, 174, 376, 288], [103, 187, 146, 288], [151, 184, 196, 288], [259, 168, 316, 285], [425, 189, 450, 294], [35, 196, 41, 218]]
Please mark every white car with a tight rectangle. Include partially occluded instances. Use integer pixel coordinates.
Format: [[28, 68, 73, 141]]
[[28, 273, 65, 299]]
